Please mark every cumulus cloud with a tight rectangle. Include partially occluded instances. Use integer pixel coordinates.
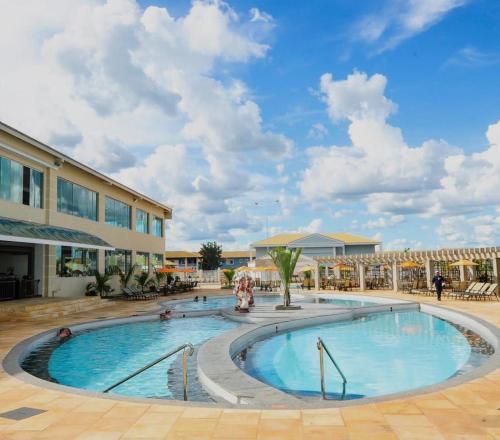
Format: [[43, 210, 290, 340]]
[[436, 214, 500, 248], [307, 123, 329, 140], [300, 71, 455, 204], [298, 218, 323, 233], [354, 0, 470, 52], [362, 215, 405, 229], [385, 237, 424, 251], [0, 0, 290, 246]]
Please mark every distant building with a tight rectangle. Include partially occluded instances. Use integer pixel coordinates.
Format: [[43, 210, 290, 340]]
[[164, 251, 201, 269], [165, 250, 255, 270], [220, 250, 255, 269], [251, 233, 380, 259]]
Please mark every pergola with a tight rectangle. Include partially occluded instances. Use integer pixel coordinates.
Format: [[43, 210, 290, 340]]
[[313, 246, 500, 292]]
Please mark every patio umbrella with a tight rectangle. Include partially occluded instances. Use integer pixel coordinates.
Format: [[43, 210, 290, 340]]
[[400, 261, 423, 269], [157, 267, 177, 273], [450, 259, 478, 267]]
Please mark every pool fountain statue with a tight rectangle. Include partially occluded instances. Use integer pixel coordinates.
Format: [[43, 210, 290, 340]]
[[234, 275, 254, 313]]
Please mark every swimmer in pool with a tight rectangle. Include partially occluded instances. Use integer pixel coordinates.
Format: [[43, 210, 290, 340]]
[[57, 327, 72, 340]]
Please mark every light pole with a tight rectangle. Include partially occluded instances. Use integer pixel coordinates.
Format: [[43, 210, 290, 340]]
[[254, 200, 280, 238]]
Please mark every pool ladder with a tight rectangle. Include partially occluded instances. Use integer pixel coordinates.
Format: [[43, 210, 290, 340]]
[[317, 337, 347, 400], [103, 343, 195, 401]]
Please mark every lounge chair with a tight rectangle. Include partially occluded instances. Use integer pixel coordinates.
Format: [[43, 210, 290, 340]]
[[475, 283, 498, 301], [450, 282, 486, 300]]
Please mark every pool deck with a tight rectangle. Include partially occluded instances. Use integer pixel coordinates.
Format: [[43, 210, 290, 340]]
[[0, 289, 499, 439]]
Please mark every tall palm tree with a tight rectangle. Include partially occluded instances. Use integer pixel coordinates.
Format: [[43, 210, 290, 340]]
[[268, 247, 302, 307]]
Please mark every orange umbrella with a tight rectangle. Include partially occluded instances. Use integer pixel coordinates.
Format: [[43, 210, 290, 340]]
[[157, 267, 177, 273]]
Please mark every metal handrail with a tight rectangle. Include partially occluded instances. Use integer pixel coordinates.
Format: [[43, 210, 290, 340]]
[[316, 337, 347, 400], [103, 343, 195, 400]]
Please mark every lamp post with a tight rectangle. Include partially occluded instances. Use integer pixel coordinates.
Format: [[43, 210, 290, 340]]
[[254, 200, 280, 238]]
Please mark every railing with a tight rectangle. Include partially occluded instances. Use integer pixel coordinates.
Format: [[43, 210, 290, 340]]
[[316, 337, 347, 400], [103, 343, 195, 400]]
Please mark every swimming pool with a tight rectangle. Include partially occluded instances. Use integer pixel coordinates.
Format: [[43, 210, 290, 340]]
[[169, 294, 376, 311], [169, 294, 282, 311], [236, 311, 494, 400], [22, 316, 239, 401]]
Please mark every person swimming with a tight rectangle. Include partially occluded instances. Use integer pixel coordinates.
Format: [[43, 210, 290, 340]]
[[193, 296, 199, 302], [160, 309, 172, 320], [57, 327, 72, 340], [203, 295, 207, 301]]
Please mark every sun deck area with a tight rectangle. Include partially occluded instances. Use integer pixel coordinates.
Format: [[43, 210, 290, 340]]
[[0, 289, 499, 440]]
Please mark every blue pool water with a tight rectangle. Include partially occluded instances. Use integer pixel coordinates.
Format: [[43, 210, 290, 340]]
[[170, 294, 282, 311], [44, 316, 239, 399], [238, 311, 477, 399], [170, 295, 375, 311], [314, 297, 376, 307]]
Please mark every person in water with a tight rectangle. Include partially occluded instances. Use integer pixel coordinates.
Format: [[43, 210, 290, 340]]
[[203, 295, 207, 301], [57, 327, 72, 339], [193, 296, 199, 302], [160, 309, 172, 320]]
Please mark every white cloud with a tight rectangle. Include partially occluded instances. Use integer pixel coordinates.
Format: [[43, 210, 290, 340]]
[[307, 123, 328, 140], [300, 71, 455, 203], [385, 238, 424, 251], [444, 46, 500, 68], [362, 215, 405, 229], [354, 0, 470, 52], [298, 218, 323, 233], [0, 0, 290, 247], [436, 215, 500, 247]]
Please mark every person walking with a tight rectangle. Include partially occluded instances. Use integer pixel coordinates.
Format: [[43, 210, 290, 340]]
[[432, 270, 444, 301]]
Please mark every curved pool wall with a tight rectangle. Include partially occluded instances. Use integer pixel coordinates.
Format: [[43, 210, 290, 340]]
[[3, 296, 500, 409], [197, 302, 500, 409]]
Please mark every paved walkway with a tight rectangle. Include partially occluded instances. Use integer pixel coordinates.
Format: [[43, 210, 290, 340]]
[[0, 289, 499, 439]]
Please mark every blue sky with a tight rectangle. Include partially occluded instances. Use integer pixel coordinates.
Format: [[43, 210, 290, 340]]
[[1, 0, 500, 250]]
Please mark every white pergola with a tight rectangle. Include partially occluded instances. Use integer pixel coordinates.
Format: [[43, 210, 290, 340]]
[[313, 246, 500, 292]]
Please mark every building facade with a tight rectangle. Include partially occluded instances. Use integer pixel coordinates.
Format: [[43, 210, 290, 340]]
[[164, 250, 255, 270], [0, 121, 171, 299], [252, 233, 380, 259]]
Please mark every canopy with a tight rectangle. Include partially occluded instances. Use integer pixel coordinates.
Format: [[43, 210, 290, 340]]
[[450, 259, 478, 267], [401, 261, 423, 269], [299, 265, 315, 272], [0, 217, 113, 250]]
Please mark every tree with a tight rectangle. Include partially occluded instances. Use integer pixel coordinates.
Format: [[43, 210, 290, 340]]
[[268, 247, 302, 307], [222, 268, 235, 286], [135, 271, 153, 292], [86, 270, 113, 297], [118, 264, 137, 289], [199, 242, 222, 270]]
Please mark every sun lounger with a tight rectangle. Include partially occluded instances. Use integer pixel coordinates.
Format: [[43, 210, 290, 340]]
[[474, 283, 498, 300], [451, 282, 486, 300]]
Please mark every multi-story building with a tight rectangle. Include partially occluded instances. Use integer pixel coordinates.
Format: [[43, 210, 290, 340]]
[[252, 233, 380, 259], [0, 121, 171, 299]]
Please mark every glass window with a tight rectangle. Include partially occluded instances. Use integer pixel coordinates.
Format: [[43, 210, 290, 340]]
[[105, 249, 132, 274], [152, 253, 163, 269], [56, 246, 98, 277], [57, 178, 97, 220], [136, 209, 149, 234], [152, 216, 163, 237], [105, 197, 131, 229], [136, 252, 150, 272], [0, 156, 41, 207]]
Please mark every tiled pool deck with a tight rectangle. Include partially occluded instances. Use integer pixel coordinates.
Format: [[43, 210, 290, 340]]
[[0, 290, 499, 439]]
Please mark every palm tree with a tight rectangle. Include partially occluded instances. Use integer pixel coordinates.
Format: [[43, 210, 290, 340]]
[[87, 270, 113, 297], [267, 247, 302, 307], [222, 268, 235, 287], [134, 271, 152, 292], [152, 269, 166, 288], [117, 264, 137, 289]]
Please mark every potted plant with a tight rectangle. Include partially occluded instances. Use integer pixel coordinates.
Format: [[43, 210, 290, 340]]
[[222, 268, 236, 288], [86, 270, 113, 297], [268, 247, 302, 310], [134, 271, 153, 292]]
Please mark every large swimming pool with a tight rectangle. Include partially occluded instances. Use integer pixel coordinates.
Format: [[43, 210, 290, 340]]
[[169, 294, 376, 311], [22, 316, 239, 401], [237, 311, 493, 400]]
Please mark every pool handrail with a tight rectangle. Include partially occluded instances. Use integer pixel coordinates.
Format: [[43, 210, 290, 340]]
[[103, 343, 195, 400], [317, 337, 347, 400]]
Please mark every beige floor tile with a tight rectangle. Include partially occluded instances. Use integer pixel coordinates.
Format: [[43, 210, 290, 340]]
[[73, 430, 123, 440], [212, 422, 258, 439], [260, 409, 301, 419]]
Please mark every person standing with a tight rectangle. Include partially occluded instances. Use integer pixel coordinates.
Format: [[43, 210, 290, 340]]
[[432, 270, 444, 301]]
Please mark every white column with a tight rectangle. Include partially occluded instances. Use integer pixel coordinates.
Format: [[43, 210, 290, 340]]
[[184, 257, 188, 269], [392, 262, 399, 293], [459, 265, 465, 282], [492, 258, 500, 283], [314, 260, 320, 291], [425, 259, 433, 289], [359, 263, 366, 291], [325, 266, 329, 278]]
